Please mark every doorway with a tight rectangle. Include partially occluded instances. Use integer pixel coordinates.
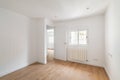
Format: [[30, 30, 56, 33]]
[[46, 26, 54, 62]]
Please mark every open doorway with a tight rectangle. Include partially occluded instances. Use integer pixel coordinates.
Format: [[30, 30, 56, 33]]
[[46, 26, 54, 62]]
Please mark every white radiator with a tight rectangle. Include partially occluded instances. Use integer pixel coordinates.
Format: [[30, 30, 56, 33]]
[[67, 47, 87, 62]]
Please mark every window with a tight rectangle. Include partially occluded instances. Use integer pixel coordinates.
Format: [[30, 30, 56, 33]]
[[79, 30, 87, 44], [69, 31, 78, 45], [47, 29, 54, 44], [69, 30, 87, 45]]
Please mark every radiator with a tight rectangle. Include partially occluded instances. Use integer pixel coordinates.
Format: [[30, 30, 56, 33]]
[[67, 47, 87, 62]]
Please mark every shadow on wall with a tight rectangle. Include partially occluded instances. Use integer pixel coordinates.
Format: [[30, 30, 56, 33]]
[[27, 20, 38, 64]]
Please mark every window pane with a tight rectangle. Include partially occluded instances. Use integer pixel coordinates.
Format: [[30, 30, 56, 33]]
[[79, 30, 87, 44], [47, 29, 54, 44], [69, 31, 78, 45], [48, 37, 54, 44]]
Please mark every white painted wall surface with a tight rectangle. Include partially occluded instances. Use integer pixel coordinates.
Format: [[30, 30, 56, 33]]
[[28, 19, 39, 63], [38, 19, 47, 64], [0, 8, 36, 77], [45, 19, 54, 27], [27, 18, 50, 64], [31, 18, 47, 64], [54, 25, 67, 61], [54, 15, 105, 67], [105, 0, 120, 80]]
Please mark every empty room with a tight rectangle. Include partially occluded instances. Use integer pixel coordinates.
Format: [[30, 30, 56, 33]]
[[0, 0, 120, 80]]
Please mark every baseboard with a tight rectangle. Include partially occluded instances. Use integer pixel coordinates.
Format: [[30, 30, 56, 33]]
[[104, 65, 113, 80], [54, 56, 66, 61], [86, 62, 103, 67], [0, 61, 36, 77]]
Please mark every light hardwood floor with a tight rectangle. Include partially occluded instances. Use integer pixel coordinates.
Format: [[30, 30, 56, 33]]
[[0, 59, 109, 80], [47, 49, 54, 62]]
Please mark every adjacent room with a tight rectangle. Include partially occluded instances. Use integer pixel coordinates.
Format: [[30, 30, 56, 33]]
[[0, 0, 120, 80], [46, 26, 54, 62]]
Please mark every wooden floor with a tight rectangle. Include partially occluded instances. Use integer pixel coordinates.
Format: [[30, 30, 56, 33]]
[[47, 49, 54, 62], [0, 59, 109, 80]]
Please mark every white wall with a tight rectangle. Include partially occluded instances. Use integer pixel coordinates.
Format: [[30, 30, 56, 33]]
[[105, 0, 120, 80], [38, 18, 47, 64], [28, 19, 39, 63], [45, 19, 54, 27], [54, 15, 105, 67], [30, 18, 47, 64], [25, 18, 51, 64], [0, 8, 36, 77]]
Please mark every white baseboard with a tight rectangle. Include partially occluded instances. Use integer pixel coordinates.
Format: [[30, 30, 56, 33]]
[[0, 64, 27, 77], [54, 56, 66, 61], [104, 65, 113, 80], [0, 61, 36, 77]]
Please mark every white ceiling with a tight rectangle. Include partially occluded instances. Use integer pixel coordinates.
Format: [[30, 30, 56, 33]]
[[0, 0, 109, 21]]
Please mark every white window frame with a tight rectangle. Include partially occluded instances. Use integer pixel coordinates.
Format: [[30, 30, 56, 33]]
[[68, 29, 88, 46]]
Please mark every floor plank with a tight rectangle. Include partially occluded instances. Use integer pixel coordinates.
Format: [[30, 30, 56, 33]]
[[0, 59, 109, 80]]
